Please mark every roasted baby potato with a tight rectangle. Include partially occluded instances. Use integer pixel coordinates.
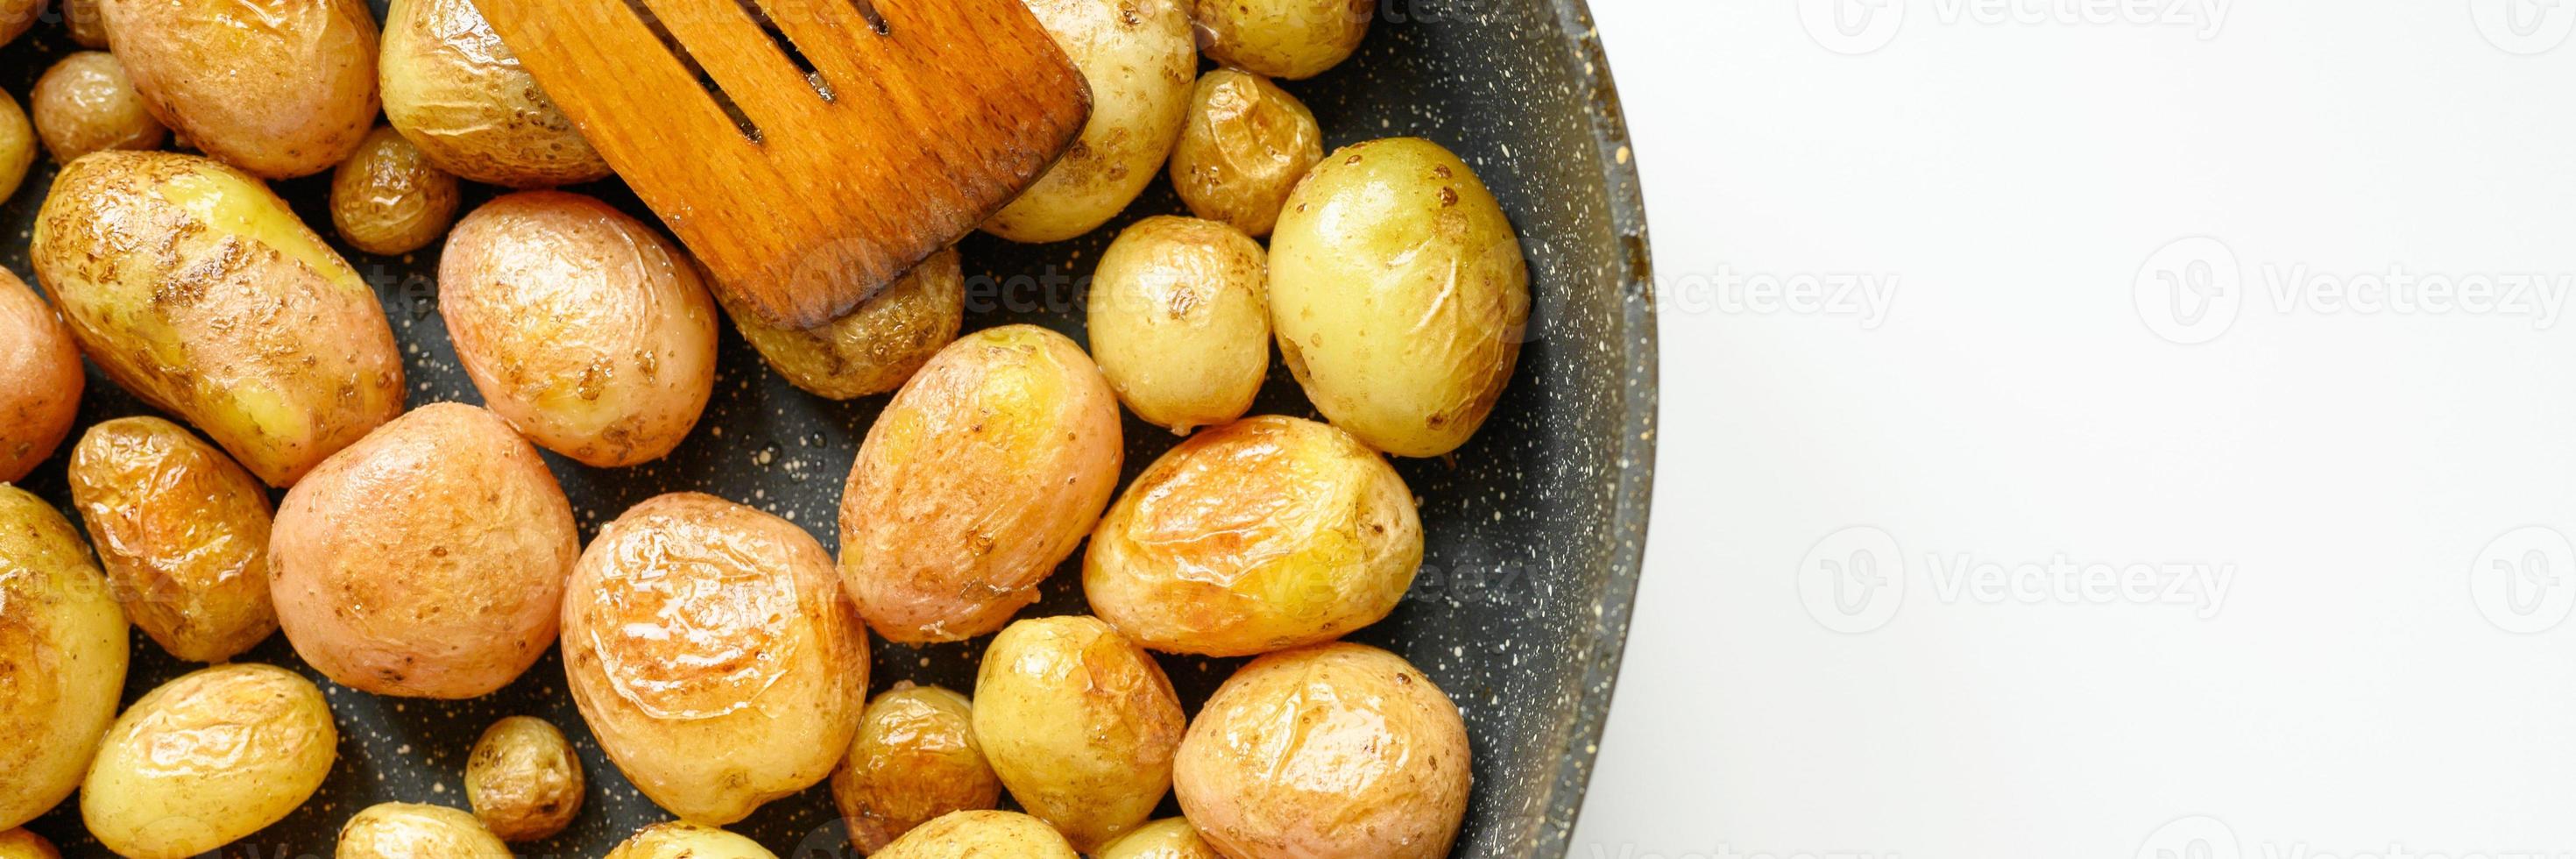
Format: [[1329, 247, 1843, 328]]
[[33, 151, 406, 486], [0, 828, 58, 859], [874, 811, 1079, 859], [1173, 642, 1470, 859], [1269, 138, 1528, 457], [981, 0, 1193, 243], [0, 90, 33, 201], [31, 52, 163, 166], [605, 823, 777, 859], [331, 126, 460, 256], [98, 0, 377, 178], [379, 0, 612, 188], [1169, 70, 1320, 237], [270, 402, 580, 698], [81, 663, 337, 859], [1191, 0, 1370, 80], [972, 616, 1185, 850], [67, 416, 278, 663], [439, 191, 718, 467], [1095, 818, 1221, 859], [62, 0, 103, 46], [832, 683, 1001, 855], [0, 486, 126, 832], [0, 0, 42, 46], [336, 803, 511, 858], [1087, 216, 1270, 433], [0, 270, 81, 483], [839, 325, 1123, 643], [725, 247, 964, 401], [563, 493, 869, 825], [465, 715, 584, 842]]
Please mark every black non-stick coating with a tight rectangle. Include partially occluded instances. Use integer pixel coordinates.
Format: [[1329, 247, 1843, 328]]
[[6, 0, 1654, 854]]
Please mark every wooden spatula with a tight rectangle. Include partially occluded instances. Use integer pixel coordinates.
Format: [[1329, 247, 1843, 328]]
[[471, 0, 1089, 329]]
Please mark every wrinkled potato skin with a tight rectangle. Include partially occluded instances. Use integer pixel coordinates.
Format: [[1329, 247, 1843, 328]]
[[464, 716, 584, 841], [1173, 643, 1470, 859], [1096, 818, 1221, 859], [839, 325, 1123, 643], [1087, 217, 1269, 433], [972, 616, 1185, 850], [605, 823, 778, 859], [33, 152, 406, 486], [440, 191, 718, 467], [67, 416, 278, 663], [81, 664, 337, 859], [564, 493, 869, 825], [726, 247, 963, 401], [1191, 0, 1370, 80], [331, 126, 460, 256], [62, 0, 103, 46], [379, 0, 611, 187], [1269, 138, 1529, 458], [336, 803, 510, 858], [832, 683, 1000, 855], [270, 403, 579, 698], [0, 827, 59, 859], [0, 486, 126, 832], [99, 0, 377, 178], [1169, 70, 1320, 237], [0, 91, 33, 202], [0, 0, 42, 45], [982, 0, 1193, 243], [0, 272, 81, 483], [32, 53, 166, 165], [873, 811, 1079, 859]]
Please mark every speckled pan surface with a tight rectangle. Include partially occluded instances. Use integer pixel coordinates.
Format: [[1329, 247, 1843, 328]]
[[4, 0, 1655, 855]]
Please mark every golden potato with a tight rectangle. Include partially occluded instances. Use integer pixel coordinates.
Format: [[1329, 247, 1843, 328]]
[[0, 90, 34, 202], [874, 811, 1079, 859], [67, 416, 278, 663], [439, 191, 718, 467], [464, 716, 584, 842], [62, 0, 103, 46], [336, 803, 510, 858], [1086, 216, 1269, 433], [0, 270, 81, 483], [605, 823, 777, 859], [1269, 138, 1528, 457], [0, 0, 42, 45], [1191, 0, 1371, 80], [564, 493, 868, 825], [31, 52, 166, 165], [0, 486, 126, 832], [832, 683, 1000, 855], [838, 325, 1122, 643], [98, 0, 377, 178], [0, 828, 58, 859], [1095, 818, 1221, 859], [1169, 70, 1321, 237], [331, 126, 460, 256], [981, 0, 1193, 243], [33, 151, 406, 486], [81, 664, 337, 859], [270, 402, 580, 698], [972, 616, 1184, 850], [379, 0, 612, 188], [725, 247, 963, 401], [1172, 643, 1470, 859]]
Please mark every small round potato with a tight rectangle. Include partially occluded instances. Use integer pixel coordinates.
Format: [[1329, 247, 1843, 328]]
[[464, 716, 584, 842], [1173, 643, 1470, 859], [62, 0, 103, 46], [563, 493, 869, 825], [0, 828, 58, 859], [725, 247, 964, 401], [1269, 138, 1529, 457], [972, 616, 1185, 850], [0, 91, 34, 201], [1191, 0, 1371, 80], [67, 416, 279, 663], [81, 664, 337, 859], [0, 486, 126, 832], [839, 325, 1123, 643], [336, 803, 511, 858], [981, 0, 1193, 243], [874, 811, 1079, 859], [331, 126, 461, 256], [1169, 70, 1321, 237], [98, 0, 377, 178], [1095, 818, 1221, 859], [270, 402, 581, 698], [380, 0, 612, 188], [831, 683, 1001, 855], [604, 822, 777, 859], [0, 0, 42, 45], [0, 270, 81, 483], [30, 52, 165, 165], [1087, 216, 1270, 433]]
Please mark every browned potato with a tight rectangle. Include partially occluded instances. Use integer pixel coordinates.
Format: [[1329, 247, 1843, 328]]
[[98, 0, 377, 178], [0, 0, 43, 45], [1190, 0, 1371, 80], [331, 125, 460, 256], [336, 803, 511, 858], [972, 616, 1185, 850], [67, 416, 278, 663], [1168, 70, 1321, 238], [980, 0, 1193, 243], [874, 811, 1079, 859], [0, 486, 126, 833], [1095, 818, 1221, 859], [1173, 643, 1470, 859], [81, 664, 336, 859], [464, 716, 584, 842], [30, 53, 163, 165], [832, 683, 1000, 855], [605, 822, 776, 859], [1086, 216, 1270, 433], [0, 828, 60, 859], [0, 270, 81, 483], [564, 493, 869, 825], [0, 90, 33, 201], [62, 0, 103, 46], [379, 0, 612, 188], [838, 325, 1123, 643], [725, 247, 964, 401], [270, 403, 580, 698]]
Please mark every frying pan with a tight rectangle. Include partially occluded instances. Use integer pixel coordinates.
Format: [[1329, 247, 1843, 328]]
[[5, 0, 1655, 854]]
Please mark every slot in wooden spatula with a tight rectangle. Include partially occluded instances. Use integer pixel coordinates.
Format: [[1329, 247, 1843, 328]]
[[471, 0, 1089, 329]]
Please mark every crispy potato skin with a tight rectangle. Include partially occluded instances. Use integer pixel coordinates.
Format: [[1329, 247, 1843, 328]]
[[335, 803, 511, 858], [1087, 216, 1270, 434], [1169, 70, 1320, 238], [269, 403, 579, 698], [1172, 642, 1471, 859], [0, 486, 126, 832], [379, 0, 611, 188], [604, 823, 778, 859], [464, 716, 584, 842], [33, 151, 406, 486], [67, 416, 278, 663], [81, 664, 337, 859], [1189, 0, 1371, 80], [32, 52, 166, 165], [725, 247, 964, 401], [982, 0, 1194, 243], [0, 0, 40, 45], [0, 91, 34, 201], [0, 827, 60, 859], [972, 616, 1185, 851], [331, 126, 460, 256], [98, 0, 377, 178], [0, 271, 81, 483], [873, 811, 1079, 859], [563, 493, 869, 825], [1095, 818, 1221, 859], [832, 683, 1001, 855], [838, 325, 1123, 643], [439, 191, 718, 467]]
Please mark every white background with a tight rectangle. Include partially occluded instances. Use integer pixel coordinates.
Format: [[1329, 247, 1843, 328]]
[[1573, 1, 2576, 857]]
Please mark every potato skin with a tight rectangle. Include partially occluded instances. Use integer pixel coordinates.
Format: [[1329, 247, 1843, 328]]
[[62, 0, 103, 47], [336, 803, 511, 858], [0, 486, 126, 832], [1172, 642, 1470, 859], [981, 0, 1194, 243], [0, 91, 33, 201], [832, 683, 1000, 855], [33, 151, 406, 486], [874, 811, 1079, 859], [332, 126, 460, 256], [464, 716, 584, 842], [99, 0, 377, 178], [1191, 0, 1371, 80], [972, 616, 1185, 850], [270, 403, 580, 698], [0, 271, 81, 483], [0, 827, 60, 859], [838, 325, 1123, 643], [1169, 70, 1320, 238], [605, 823, 778, 859], [81, 664, 337, 859], [31, 53, 166, 165], [1087, 217, 1270, 433], [67, 416, 278, 663], [726, 247, 963, 401], [439, 191, 718, 467], [379, 0, 611, 188], [1096, 818, 1221, 859], [1269, 138, 1529, 458], [0, 0, 39, 45], [563, 493, 869, 825]]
